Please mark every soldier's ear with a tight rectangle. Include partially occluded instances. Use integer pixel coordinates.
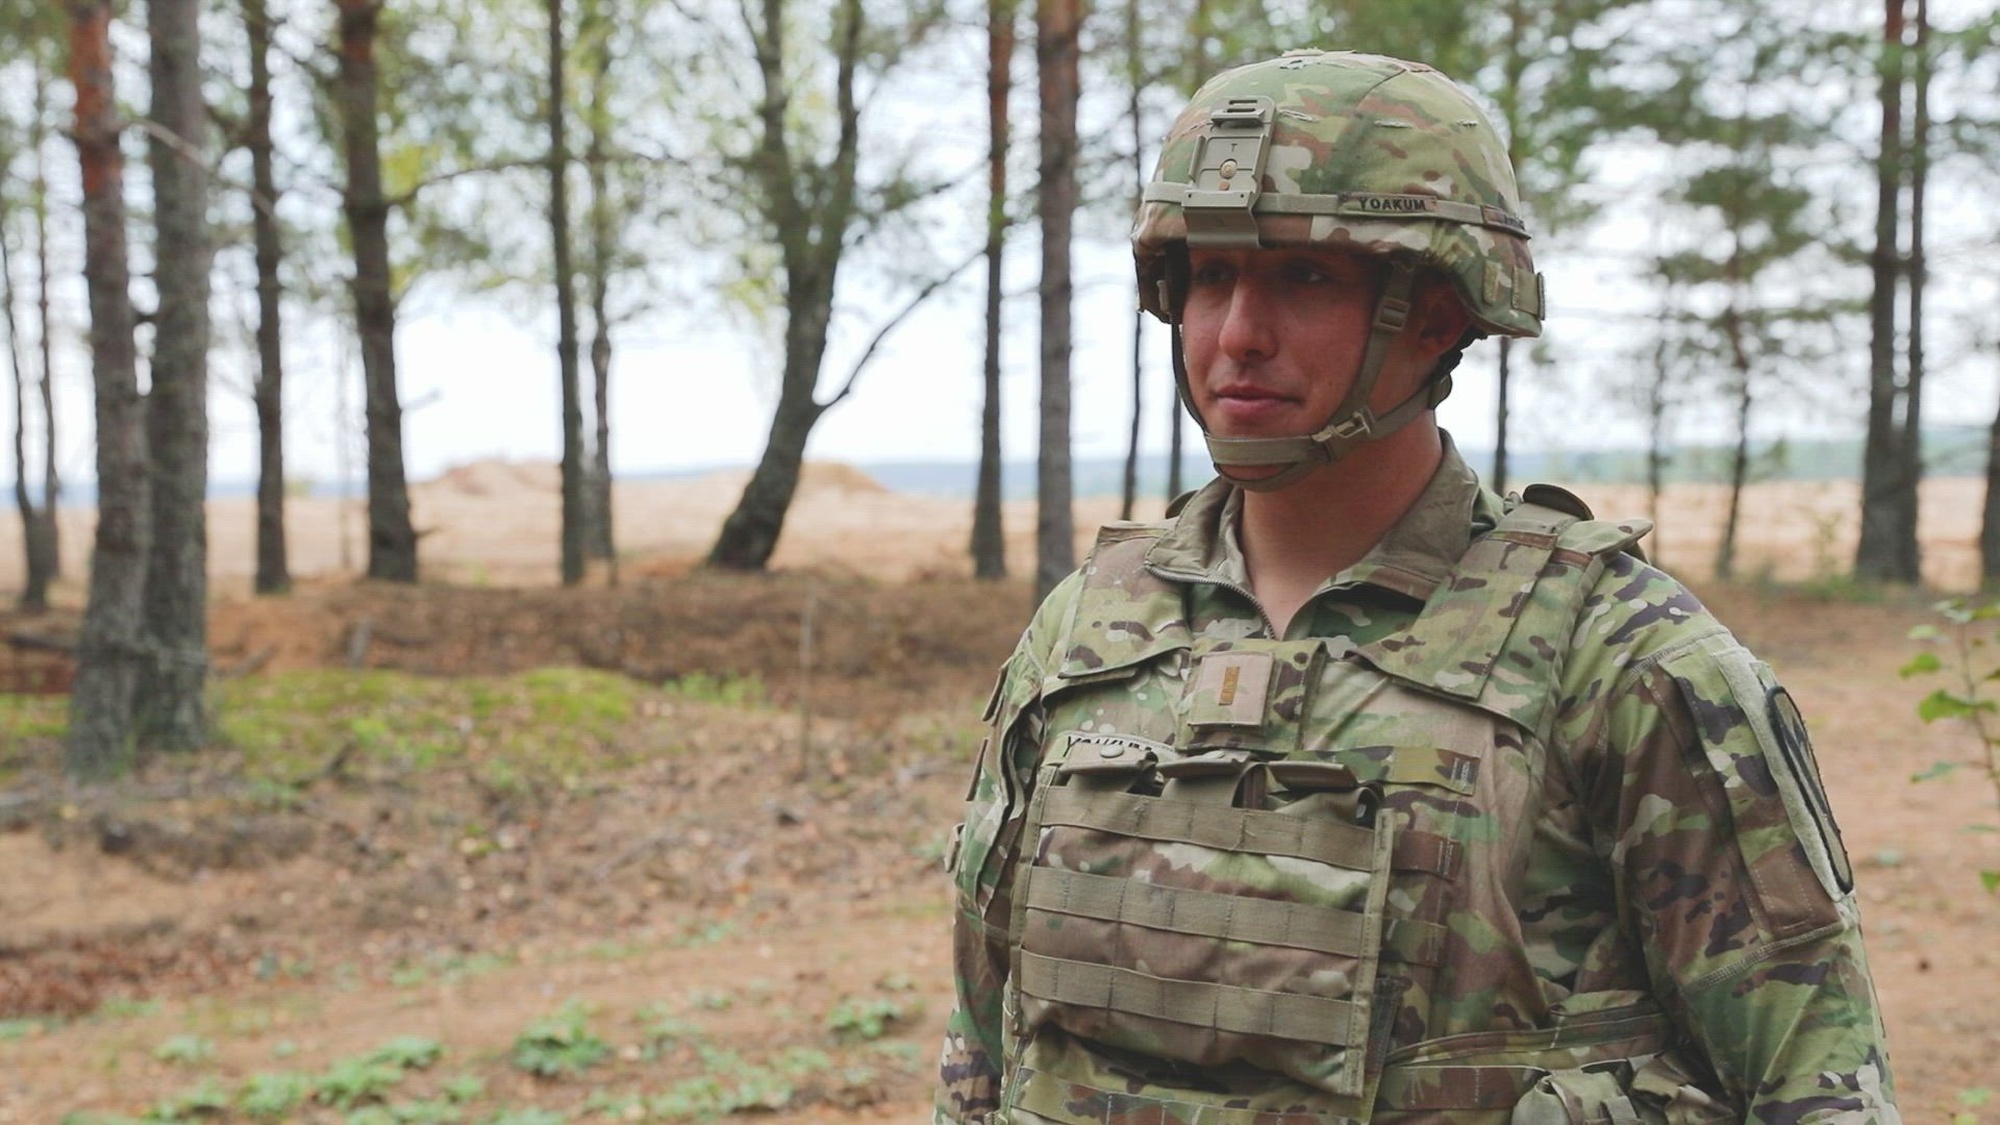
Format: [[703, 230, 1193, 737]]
[[1411, 279, 1472, 359]]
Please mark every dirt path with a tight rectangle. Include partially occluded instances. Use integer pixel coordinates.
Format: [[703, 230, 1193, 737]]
[[3, 469, 1998, 1120]]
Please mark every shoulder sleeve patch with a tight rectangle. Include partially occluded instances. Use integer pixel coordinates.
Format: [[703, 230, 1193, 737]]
[[1763, 684, 1855, 897], [1665, 642, 1853, 938]]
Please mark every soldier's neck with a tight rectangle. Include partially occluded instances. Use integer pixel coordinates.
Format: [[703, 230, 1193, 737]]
[[1236, 420, 1442, 636]]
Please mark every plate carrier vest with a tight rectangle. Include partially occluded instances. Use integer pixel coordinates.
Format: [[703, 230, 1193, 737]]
[[985, 489, 1730, 1124]]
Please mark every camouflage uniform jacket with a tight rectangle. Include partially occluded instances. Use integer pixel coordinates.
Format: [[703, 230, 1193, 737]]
[[937, 442, 1897, 1124]]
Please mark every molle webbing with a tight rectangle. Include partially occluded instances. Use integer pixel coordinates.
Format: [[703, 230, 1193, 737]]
[[1026, 867, 1446, 966], [1020, 954, 1362, 1046], [1009, 1068, 1369, 1125], [1041, 787, 1462, 877]]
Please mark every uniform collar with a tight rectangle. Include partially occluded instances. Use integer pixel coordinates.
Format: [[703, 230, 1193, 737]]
[[1147, 431, 1503, 604]]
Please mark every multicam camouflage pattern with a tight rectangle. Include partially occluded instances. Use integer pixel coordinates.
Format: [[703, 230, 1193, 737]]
[[938, 444, 1898, 1125], [1132, 50, 1542, 338]]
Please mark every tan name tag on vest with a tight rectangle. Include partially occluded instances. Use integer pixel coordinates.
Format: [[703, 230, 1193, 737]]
[[1188, 651, 1274, 728], [1062, 732, 1177, 771]]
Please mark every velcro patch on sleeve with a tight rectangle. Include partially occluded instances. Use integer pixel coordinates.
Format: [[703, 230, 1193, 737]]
[[1668, 644, 1853, 937]]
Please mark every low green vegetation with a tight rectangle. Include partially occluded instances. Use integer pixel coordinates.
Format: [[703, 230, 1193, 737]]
[[4, 665, 769, 792], [218, 667, 660, 783], [151, 1034, 215, 1067], [825, 995, 913, 1042], [41, 980, 937, 1124], [510, 1000, 609, 1078], [1903, 596, 2000, 894], [236, 1070, 312, 1118]]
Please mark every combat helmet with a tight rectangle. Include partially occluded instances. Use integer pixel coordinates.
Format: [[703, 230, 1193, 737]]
[[1134, 49, 1544, 489]]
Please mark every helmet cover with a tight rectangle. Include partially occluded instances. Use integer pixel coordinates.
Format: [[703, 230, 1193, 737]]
[[1133, 49, 1543, 338]]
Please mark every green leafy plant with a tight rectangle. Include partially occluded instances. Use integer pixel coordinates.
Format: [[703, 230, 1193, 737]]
[[1953, 1085, 1993, 1125], [661, 670, 765, 707], [687, 989, 734, 1012], [668, 919, 738, 949], [825, 996, 911, 1042], [152, 1034, 216, 1067], [314, 1056, 408, 1109], [510, 1000, 609, 1078], [481, 1109, 567, 1125], [0, 1018, 52, 1041], [347, 1099, 463, 1124], [143, 1078, 230, 1122], [635, 1004, 705, 1056], [237, 1071, 313, 1119], [1903, 597, 2000, 893], [367, 1036, 445, 1070], [94, 997, 162, 1021]]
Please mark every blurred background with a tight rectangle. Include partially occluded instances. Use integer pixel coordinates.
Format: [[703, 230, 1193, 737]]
[[2, 1, 1998, 1121]]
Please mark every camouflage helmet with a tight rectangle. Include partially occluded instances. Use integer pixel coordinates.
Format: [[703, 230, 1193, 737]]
[[1133, 49, 1543, 338]]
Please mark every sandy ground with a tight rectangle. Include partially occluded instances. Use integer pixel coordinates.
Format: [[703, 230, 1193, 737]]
[[0, 462, 1989, 596], [1, 463, 1997, 1121]]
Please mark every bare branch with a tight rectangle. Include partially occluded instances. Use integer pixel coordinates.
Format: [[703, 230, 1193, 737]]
[[384, 157, 545, 210], [819, 246, 983, 409]]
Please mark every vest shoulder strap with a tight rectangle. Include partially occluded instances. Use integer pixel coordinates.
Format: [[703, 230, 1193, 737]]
[[1054, 522, 1191, 680], [1361, 490, 1652, 737]]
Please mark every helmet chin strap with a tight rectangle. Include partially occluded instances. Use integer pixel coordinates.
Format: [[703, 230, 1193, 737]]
[[1171, 259, 1444, 493]]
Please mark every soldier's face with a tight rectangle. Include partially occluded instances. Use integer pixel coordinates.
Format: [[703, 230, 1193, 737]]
[[1180, 247, 1460, 442]]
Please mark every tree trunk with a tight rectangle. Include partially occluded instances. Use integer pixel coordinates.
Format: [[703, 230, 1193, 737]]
[[1034, 0, 1081, 601], [247, 0, 289, 595], [137, 0, 213, 751], [1490, 0, 1528, 498], [1714, 304, 1752, 583], [1715, 367, 1752, 583], [13, 65, 61, 611], [1166, 0, 1206, 507], [3, 201, 48, 613], [1119, 0, 1143, 523], [971, 0, 1013, 580], [548, 0, 586, 586], [1644, 306, 1672, 571], [337, 0, 418, 582], [586, 243, 615, 570], [1982, 379, 2000, 588], [33, 74, 61, 591], [1856, 0, 1911, 581], [1898, 0, 1928, 583], [65, 0, 151, 779], [581, 0, 616, 570], [708, 362, 827, 570], [705, 0, 865, 571]]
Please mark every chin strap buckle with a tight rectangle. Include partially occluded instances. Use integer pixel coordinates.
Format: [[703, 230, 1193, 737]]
[[1325, 411, 1377, 443]]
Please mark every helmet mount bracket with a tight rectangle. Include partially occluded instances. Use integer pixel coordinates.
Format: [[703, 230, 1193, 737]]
[[1182, 97, 1274, 250]]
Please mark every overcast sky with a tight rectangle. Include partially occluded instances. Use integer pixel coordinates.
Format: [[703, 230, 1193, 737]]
[[6, 5, 1998, 496]]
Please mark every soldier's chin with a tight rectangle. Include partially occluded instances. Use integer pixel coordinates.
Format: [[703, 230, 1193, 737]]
[[1220, 462, 1285, 481], [1217, 461, 1316, 489]]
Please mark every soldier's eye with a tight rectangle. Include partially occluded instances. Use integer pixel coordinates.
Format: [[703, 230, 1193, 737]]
[[1189, 261, 1235, 288], [1280, 259, 1333, 286]]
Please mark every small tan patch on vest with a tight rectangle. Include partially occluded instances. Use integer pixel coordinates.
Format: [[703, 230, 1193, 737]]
[[1190, 651, 1274, 728]]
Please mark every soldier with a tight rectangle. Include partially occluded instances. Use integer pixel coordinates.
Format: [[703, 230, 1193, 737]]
[[937, 49, 1898, 1125]]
